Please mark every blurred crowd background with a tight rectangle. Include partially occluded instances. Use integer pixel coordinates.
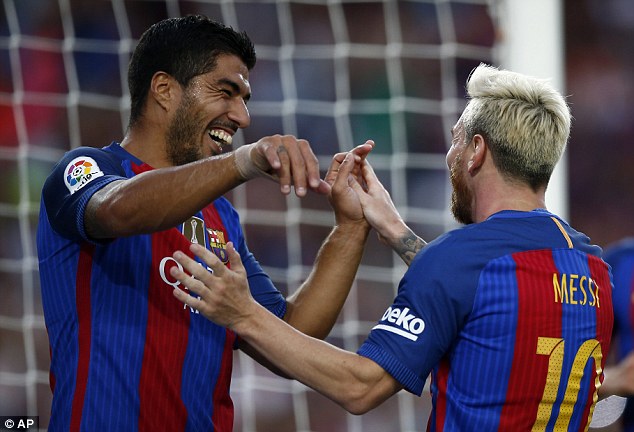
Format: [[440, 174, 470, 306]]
[[0, 0, 632, 430]]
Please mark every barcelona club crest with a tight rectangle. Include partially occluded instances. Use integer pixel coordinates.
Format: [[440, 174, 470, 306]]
[[207, 228, 229, 264]]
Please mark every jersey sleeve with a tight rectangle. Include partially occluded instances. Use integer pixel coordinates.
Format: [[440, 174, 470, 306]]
[[213, 198, 287, 319], [41, 147, 125, 243], [357, 233, 478, 395]]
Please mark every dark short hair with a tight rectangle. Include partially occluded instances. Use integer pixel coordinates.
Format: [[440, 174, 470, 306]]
[[127, 15, 256, 127]]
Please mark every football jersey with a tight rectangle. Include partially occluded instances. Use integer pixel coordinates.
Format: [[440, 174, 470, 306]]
[[37, 142, 287, 432], [358, 209, 613, 431], [602, 238, 634, 432]]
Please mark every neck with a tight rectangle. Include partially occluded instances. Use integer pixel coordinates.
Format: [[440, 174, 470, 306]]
[[120, 124, 171, 168], [472, 181, 547, 223]]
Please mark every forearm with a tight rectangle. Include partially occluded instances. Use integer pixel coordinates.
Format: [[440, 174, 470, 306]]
[[86, 153, 243, 238], [236, 304, 396, 414], [284, 221, 370, 338], [380, 223, 426, 266]]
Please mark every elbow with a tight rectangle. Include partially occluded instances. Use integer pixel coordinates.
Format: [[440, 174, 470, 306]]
[[338, 382, 382, 415], [344, 402, 373, 416]]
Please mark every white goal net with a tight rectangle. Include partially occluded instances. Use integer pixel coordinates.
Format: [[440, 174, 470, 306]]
[[0, 0, 563, 431]]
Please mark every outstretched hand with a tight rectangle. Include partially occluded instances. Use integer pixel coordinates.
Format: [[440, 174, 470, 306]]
[[170, 242, 254, 329]]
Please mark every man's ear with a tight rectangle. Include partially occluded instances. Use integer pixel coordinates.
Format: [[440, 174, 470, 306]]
[[467, 134, 486, 174], [149, 71, 176, 112]]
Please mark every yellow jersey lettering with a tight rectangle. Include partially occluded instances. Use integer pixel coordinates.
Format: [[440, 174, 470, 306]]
[[553, 273, 568, 303], [578, 276, 588, 305], [569, 274, 578, 305], [553, 274, 599, 308], [591, 279, 600, 308]]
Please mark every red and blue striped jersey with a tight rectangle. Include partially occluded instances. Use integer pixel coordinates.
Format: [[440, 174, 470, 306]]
[[602, 238, 634, 431], [37, 143, 287, 432], [358, 209, 613, 431]]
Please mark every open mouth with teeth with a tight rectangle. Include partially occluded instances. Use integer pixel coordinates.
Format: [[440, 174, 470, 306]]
[[207, 129, 233, 152]]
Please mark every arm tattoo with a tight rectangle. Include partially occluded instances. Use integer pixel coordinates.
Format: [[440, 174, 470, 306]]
[[393, 230, 426, 266]]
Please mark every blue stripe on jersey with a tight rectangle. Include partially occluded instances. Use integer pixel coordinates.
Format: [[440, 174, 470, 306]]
[[81, 235, 152, 431], [447, 254, 519, 431], [181, 314, 226, 431], [549, 248, 597, 430]]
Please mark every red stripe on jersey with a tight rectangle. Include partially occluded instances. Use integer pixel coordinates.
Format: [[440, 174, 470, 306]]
[[130, 162, 153, 175], [498, 250, 561, 430], [70, 243, 95, 432], [202, 204, 237, 428], [138, 229, 191, 431], [48, 343, 55, 393], [431, 357, 450, 432]]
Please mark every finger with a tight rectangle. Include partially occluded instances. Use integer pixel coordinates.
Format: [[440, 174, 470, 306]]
[[226, 242, 245, 276], [345, 141, 374, 181], [351, 140, 375, 160], [169, 257, 208, 298], [332, 152, 355, 192], [297, 139, 322, 190], [170, 246, 218, 288], [172, 285, 205, 309], [190, 243, 228, 277], [360, 159, 381, 190], [273, 139, 292, 195], [323, 151, 348, 186], [283, 137, 309, 197], [260, 138, 281, 170]]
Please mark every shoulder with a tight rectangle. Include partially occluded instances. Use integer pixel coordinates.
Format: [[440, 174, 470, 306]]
[[46, 145, 122, 183], [44, 145, 125, 195], [405, 216, 554, 289], [411, 223, 500, 270], [56, 144, 121, 169]]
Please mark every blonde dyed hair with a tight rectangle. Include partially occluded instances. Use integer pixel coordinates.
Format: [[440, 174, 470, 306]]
[[461, 63, 571, 189]]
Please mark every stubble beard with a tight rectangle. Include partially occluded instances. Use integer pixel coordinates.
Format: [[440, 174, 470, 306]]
[[449, 152, 474, 225], [166, 91, 206, 167]]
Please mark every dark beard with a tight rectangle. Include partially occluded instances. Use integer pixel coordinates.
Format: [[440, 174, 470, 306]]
[[165, 92, 205, 166], [449, 152, 474, 225]]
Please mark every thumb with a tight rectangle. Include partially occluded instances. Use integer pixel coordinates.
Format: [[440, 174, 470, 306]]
[[226, 242, 246, 276]]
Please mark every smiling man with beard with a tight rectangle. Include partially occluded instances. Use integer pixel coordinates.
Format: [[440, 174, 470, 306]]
[[169, 63, 615, 431], [37, 15, 375, 432]]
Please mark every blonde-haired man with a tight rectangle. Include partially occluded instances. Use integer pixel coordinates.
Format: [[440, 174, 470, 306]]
[[169, 64, 613, 431]]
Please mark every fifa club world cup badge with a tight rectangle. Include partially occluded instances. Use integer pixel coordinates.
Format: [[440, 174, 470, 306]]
[[183, 216, 206, 247], [64, 156, 104, 194]]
